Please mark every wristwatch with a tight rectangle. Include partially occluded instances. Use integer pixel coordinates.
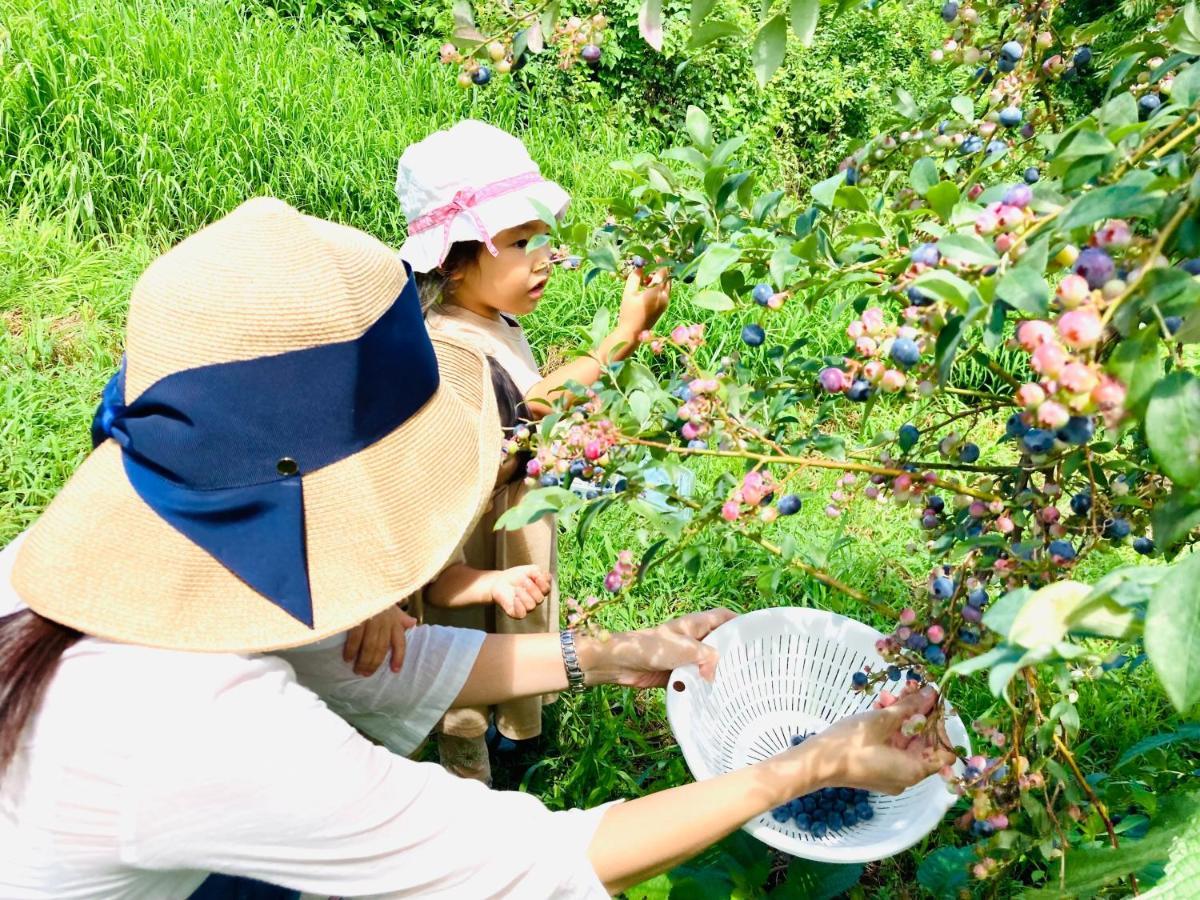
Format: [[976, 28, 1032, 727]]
[[560, 629, 587, 692]]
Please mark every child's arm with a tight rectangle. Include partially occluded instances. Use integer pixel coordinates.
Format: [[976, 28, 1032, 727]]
[[524, 267, 670, 418], [426, 563, 551, 620]]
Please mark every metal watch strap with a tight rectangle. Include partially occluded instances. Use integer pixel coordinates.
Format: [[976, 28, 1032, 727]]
[[560, 629, 586, 692]]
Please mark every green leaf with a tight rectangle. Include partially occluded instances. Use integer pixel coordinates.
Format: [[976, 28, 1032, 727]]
[[1116, 724, 1200, 769], [694, 244, 742, 287], [1085, 564, 1169, 610], [1009, 581, 1094, 648], [982, 587, 1032, 639], [689, 0, 717, 28], [638, 0, 664, 50], [926, 181, 960, 221], [1145, 372, 1200, 488], [1054, 129, 1117, 163], [774, 858, 863, 899], [1166, 3, 1200, 55], [1141, 801, 1200, 898], [946, 645, 1015, 678], [495, 486, 577, 530], [1151, 486, 1200, 550], [810, 171, 845, 209], [687, 18, 740, 49], [833, 185, 869, 212], [1107, 324, 1162, 418], [934, 314, 964, 383], [1171, 60, 1200, 106], [624, 873, 671, 900], [789, 0, 819, 46], [685, 106, 714, 153], [892, 87, 919, 120], [690, 289, 736, 311], [637, 538, 669, 582], [912, 270, 976, 310], [575, 495, 612, 547], [995, 266, 1050, 316], [1058, 183, 1162, 231], [950, 94, 975, 121], [916, 845, 975, 899], [937, 233, 999, 266], [910, 156, 939, 196], [1145, 551, 1200, 712], [752, 15, 788, 86]]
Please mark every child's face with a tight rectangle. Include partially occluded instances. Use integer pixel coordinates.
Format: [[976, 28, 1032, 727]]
[[454, 220, 552, 317]]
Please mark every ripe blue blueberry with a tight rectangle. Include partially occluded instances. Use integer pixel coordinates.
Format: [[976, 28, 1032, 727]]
[[1024, 166, 1041, 184], [811, 822, 828, 838], [471, 66, 492, 85], [986, 139, 1009, 157], [568, 460, 586, 478], [1181, 258, 1200, 275], [941, 0, 958, 21], [906, 669, 924, 683], [687, 439, 707, 450], [997, 55, 1016, 73], [921, 512, 939, 529], [1102, 517, 1131, 540], [906, 633, 929, 651], [630, 255, 648, 269], [539, 473, 560, 487], [886, 664, 902, 681], [958, 442, 980, 463], [1056, 415, 1095, 445], [1073, 46, 1092, 69], [847, 379, 873, 402], [924, 644, 946, 666], [828, 811, 843, 830], [1133, 536, 1155, 555], [890, 336, 921, 368], [975, 67, 994, 84], [1048, 539, 1076, 561], [1070, 492, 1092, 516], [932, 575, 955, 599], [960, 135, 984, 155], [1003, 184, 1033, 208], [581, 43, 601, 64], [1164, 316, 1182, 335], [1074, 247, 1115, 289], [898, 423, 920, 450], [844, 166, 859, 186], [960, 628, 980, 645], [1021, 428, 1055, 455], [777, 494, 802, 516], [741, 323, 766, 346], [928, 495, 945, 513], [1139, 94, 1162, 117], [911, 242, 941, 267], [852, 671, 869, 689], [967, 588, 988, 608], [999, 106, 1023, 127], [1000, 40, 1024, 61], [1005, 412, 1030, 440], [771, 805, 791, 823], [751, 283, 774, 305], [907, 285, 933, 306]]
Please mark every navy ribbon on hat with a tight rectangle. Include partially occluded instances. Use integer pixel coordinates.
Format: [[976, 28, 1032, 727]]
[[91, 268, 436, 627]]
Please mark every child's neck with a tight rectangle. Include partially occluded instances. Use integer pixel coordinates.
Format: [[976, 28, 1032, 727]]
[[444, 293, 503, 322]]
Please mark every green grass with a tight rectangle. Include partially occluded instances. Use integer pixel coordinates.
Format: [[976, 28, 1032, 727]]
[[1, 0, 1194, 896]]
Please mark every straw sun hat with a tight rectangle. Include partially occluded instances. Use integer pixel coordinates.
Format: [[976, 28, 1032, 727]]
[[13, 198, 500, 652], [396, 120, 570, 273]]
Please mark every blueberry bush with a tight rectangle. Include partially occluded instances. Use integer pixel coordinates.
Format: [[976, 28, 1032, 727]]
[[450, 0, 1200, 893]]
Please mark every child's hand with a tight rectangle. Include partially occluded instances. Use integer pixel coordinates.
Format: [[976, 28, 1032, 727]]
[[342, 604, 418, 676], [617, 266, 671, 338], [489, 565, 551, 620]]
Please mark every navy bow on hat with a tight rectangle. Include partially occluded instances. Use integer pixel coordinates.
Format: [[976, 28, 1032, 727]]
[[91, 269, 436, 627]]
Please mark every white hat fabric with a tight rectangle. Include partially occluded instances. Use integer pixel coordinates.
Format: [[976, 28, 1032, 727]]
[[396, 120, 570, 273]]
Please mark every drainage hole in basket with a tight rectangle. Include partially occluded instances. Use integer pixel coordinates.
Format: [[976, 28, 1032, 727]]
[[672, 680, 686, 692]]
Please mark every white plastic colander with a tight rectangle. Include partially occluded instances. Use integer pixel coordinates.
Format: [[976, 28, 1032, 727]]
[[665, 607, 970, 864]]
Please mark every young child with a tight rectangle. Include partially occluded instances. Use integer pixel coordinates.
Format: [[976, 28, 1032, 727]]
[[394, 119, 670, 782]]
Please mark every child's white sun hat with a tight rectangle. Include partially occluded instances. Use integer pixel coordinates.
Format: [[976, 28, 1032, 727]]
[[396, 120, 571, 273]]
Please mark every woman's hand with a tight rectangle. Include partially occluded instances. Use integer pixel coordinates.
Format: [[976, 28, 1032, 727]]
[[795, 685, 958, 795], [577, 609, 735, 689], [341, 604, 417, 676]]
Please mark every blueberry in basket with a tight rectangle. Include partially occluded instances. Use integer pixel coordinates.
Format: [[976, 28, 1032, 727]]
[[770, 732, 874, 835]]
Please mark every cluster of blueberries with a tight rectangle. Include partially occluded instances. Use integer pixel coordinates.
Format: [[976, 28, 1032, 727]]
[[771, 734, 875, 838]]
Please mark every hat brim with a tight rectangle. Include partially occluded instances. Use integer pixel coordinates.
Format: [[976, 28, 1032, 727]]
[[400, 181, 571, 274], [13, 335, 501, 653]]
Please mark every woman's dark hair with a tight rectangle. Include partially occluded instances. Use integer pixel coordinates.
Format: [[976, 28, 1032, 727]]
[[487, 358, 532, 484], [0, 609, 82, 774], [415, 240, 483, 312]]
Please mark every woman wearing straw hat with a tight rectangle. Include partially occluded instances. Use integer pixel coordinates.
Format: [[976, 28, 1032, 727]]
[[0, 198, 954, 899]]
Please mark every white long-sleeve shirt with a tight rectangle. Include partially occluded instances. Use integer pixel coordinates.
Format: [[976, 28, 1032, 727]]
[[0, 536, 612, 899]]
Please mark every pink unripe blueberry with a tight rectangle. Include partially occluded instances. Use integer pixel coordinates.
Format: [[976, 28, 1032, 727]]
[[1016, 382, 1046, 407], [721, 500, 741, 522], [967, 182, 984, 200], [863, 359, 885, 380], [1092, 219, 1132, 249], [975, 209, 1000, 235], [865, 485, 880, 499], [1056, 273, 1091, 308], [847, 319, 865, 339], [899, 607, 917, 625], [760, 506, 778, 524], [604, 570, 623, 592], [996, 204, 1026, 229], [896, 626, 913, 642], [969, 501, 987, 518], [825, 504, 842, 518], [1058, 307, 1103, 349], [1036, 399, 1070, 429], [988, 814, 1009, 830], [1059, 361, 1097, 393], [526, 458, 542, 476], [1017, 319, 1055, 350], [894, 474, 913, 492], [995, 232, 1016, 254], [881, 369, 907, 391], [818, 366, 848, 392], [996, 515, 1014, 534], [927, 624, 945, 643], [585, 439, 603, 460], [1031, 342, 1068, 376], [862, 307, 886, 332], [1040, 506, 1060, 524], [1092, 376, 1127, 409]]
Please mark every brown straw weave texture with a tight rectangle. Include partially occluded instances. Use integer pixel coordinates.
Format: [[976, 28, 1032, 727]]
[[14, 198, 500, 652]]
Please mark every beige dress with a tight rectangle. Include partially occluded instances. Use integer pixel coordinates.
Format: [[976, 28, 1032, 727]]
[[423, 303, 559, 740]]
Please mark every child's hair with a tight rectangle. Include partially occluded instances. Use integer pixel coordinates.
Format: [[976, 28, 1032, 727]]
[[415, 240, 482, 313], [486, 357, 531, 485]]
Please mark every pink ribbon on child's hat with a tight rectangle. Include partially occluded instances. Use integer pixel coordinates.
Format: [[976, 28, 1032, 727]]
[[408, 171, 546, 268]]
